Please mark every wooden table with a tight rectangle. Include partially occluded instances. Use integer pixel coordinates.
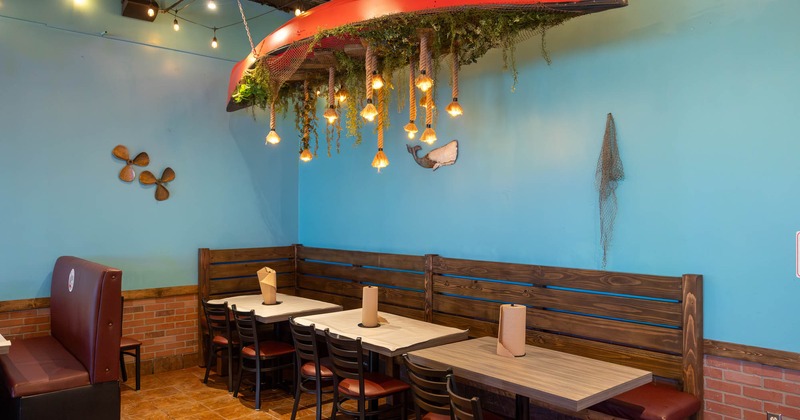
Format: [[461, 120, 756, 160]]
[[0, 333, 9, 355], [408, 336, 652, 419], [294, 309, 468, 357], [208, 293, 342, 324]]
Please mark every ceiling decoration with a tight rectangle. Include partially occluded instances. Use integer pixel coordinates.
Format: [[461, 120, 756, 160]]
[[226, 0, 628, 169]]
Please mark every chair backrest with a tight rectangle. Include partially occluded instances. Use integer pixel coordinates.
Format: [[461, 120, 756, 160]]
[[231, 305, 259, 354], [447, 374, 483, 420], [289, 318, 320, 367], [402, 354, 452, 418], [49, 256, 122, 385], [324, 329, 365, 386], [202, 299, 232, 341]]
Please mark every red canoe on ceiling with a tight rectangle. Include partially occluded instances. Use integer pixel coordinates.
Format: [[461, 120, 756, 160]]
[[227, 0, 628, 111]]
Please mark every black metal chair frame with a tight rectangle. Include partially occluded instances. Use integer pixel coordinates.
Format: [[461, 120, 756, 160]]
[[201, 299, 236, 392], [232, 305, 295, 411], [324, 329, 407, 420], [446, 374, 484, 420], [289, 318, 333, 420], [402, 354, 452, 420], [119, 296, 141, 391]]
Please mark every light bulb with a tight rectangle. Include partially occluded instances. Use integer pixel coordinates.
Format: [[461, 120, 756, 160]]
[[404, 121, 418, 140], [211, 36, 218, 49], [207, 0, 217, 10], [294, 7, 302, 16], [147, 7, 155, 17], [371, 149, 389, 171], [323, 106, 338, 124], [446, 98, 463, 117], [420, 124, 437, 144], [371, 72, 384, 90], [74, 0, 86, 6], [300, 148, 313, 162], [335, 88, 348, 103], [173, 19, 180, 31], [415, 70, 433, 92], [266, 129, 281, 145], [360, 101, 378, 122]]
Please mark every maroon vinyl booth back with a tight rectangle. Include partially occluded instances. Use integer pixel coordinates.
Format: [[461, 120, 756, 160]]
[[49, 256, 122, 384]]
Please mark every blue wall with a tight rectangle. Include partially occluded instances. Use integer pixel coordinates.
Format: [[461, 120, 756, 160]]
[[298, 0, 800, 352], [0, 3, 297, 298]]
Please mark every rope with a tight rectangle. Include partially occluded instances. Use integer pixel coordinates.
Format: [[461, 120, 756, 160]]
[[424, 35, 432, 80], [269, 102, 276, 130], [377, 88, 385, 150], [303, 80, 310, 143], [425, 90, 433, 126], [452, 49, 459, 99], [328, 67, 335, 107], [409, 59, 416, 122], [235, 0, 256, 57], [365, 44, 374, 101], [419, 33, 429, 77]]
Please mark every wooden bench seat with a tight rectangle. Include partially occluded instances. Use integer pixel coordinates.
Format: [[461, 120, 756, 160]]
[[199, 245, 704, 420]]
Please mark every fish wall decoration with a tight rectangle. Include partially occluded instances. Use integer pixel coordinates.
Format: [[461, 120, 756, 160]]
[[407, 140, 458, 171]]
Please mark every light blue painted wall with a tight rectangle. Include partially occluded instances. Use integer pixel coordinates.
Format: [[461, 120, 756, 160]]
[[0, 5, 298, 298], [298, 0, 800, 352]]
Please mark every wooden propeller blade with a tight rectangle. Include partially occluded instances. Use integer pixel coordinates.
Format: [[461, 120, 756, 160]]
[[112, 145, 130, 161], [139, 171, 157, 185], [132, 152, 150, 167], [155, 185, 170, 201], [119, 165, 136, 182], [161, 167, 175, 183]]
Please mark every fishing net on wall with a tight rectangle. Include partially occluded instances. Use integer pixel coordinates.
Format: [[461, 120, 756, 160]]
[[596, 113, 624, 268]]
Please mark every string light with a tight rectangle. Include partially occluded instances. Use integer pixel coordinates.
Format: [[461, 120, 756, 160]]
[[207, 0, 217, 10], [371, 71, 385, 90], [335, 87, 348, 103], [147, 3, 156, 17], [294, 7, 302, 16], [416, 33, 434, 92], [173, 18, 180, 31], [211, 28, 218, 49]]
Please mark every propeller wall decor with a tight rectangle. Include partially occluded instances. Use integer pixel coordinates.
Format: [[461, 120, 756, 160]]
[[139, 167, 176, 201], [112, 145, 150, 182]]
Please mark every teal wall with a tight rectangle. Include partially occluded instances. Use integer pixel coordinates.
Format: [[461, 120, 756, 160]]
[[0, 2, 297, 298], [297, 0, 800, 352]]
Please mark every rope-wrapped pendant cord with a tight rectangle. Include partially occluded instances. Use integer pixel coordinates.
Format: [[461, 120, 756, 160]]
[[409, 59, 416, 122], [303, 80, 310, 143], [451, 50, 459, 99], [377, 88, 385, 150], [365, 44, 374, 101], [425, 90, 433, 125], [419, 33, 430, 78], [328, 67, 335, 107], [269, 102, 276, 130]]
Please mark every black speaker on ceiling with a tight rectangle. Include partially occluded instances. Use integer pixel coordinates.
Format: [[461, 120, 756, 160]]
[[121, 0, 159, 22]]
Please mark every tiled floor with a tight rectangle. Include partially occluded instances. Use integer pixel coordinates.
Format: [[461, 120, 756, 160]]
[[120, 367, 337, 419]]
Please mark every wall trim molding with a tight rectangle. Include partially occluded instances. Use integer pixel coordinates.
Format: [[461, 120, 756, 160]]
[[0, 285, 198, 313], [704, 339, 800, 372]]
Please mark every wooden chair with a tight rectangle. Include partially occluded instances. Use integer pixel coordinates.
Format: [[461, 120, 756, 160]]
[[402, 354, 452, 420], [324, 329, 409, 420], [447, 374, 486, 420], [232, 305, 295, 410], [289, 318, 333, 420], [119, 296, 142, 391], [201, 299, 236, 392]]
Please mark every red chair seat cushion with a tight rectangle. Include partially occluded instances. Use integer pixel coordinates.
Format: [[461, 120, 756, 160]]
[[591, 383, 701, 420], [241, 340, 295, 358], [338, 372, 410, 398], [211, 335, 231, 346], [301, 358, 333, 378], [0, 336, 91, 398], [119, 336, 141, 349]]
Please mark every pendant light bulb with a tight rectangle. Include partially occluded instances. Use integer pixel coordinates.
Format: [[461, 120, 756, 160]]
[[147, 7, 155, 17], [207, 0, 217, 10], [404, 121, 418, 140], [446, 98, 463, 117], [415, 70, 433, 92], [335, 88, 348, 103], [371, 148, 389, 171], [299, 148, 313, 162], [294, 7, 302, 16], [371, 72, 385, 90], [420, 124, 437, 145], [211, 29, 218, 49], [266, 129, 281, 145], [173, 18, 180, 31], [360, 100, 378, 122], [323, 106, 338, 124]]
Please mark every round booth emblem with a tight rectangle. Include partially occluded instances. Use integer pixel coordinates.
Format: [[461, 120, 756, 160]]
[[68, 269, 75, 292]]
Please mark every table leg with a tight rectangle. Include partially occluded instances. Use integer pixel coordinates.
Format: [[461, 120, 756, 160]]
[[515, 395, 530, 420]]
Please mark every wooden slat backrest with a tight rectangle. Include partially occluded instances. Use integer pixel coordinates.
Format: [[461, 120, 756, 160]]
[[296, 246, 426, 320], [429, 255, 703, 400], [198, 246, 296, 302]]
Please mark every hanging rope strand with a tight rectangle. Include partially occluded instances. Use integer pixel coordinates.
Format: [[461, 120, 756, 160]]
[[235, 0, 257, 57], [269, 102, 276, 130], [365, 44, 374, 100], [328, 67, 335, 107], [409, 62, 417, 122]]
